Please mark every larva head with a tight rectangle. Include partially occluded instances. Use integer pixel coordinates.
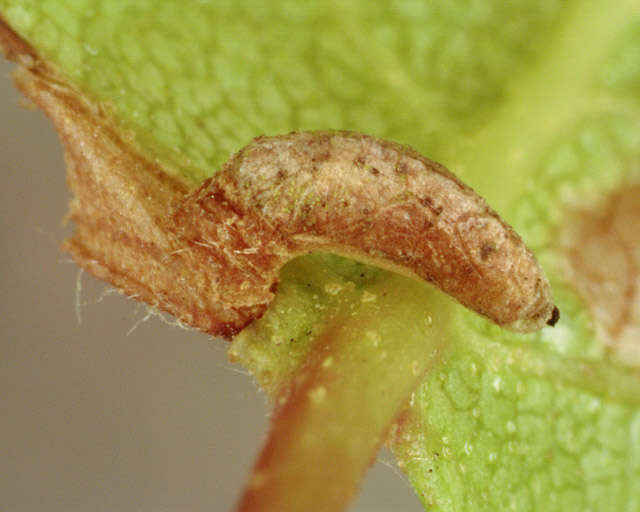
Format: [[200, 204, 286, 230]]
[[454, 210, 558, 332]]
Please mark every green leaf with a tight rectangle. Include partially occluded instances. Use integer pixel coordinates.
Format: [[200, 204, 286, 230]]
[[2, 0, 639, 510]]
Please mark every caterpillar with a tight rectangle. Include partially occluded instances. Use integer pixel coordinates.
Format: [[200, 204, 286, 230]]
[[175, 131, 558, 334]]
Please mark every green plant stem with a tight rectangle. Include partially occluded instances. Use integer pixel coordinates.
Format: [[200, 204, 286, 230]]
[[235, 274, 454, 512]]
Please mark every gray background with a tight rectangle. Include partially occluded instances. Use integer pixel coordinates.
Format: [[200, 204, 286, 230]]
[[0, 57, 422, 511]]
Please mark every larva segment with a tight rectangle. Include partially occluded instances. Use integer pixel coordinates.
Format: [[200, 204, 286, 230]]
[[176, 131, 557, 333]]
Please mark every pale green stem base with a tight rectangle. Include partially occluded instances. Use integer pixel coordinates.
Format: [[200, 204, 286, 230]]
[[235, 274, 454, 512]]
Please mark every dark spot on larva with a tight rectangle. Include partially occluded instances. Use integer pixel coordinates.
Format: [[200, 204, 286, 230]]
[[419, 196, 443, 215], [370, 167, 380, 176], [204, 186, 245, 217], [300, 203, 312, 217], [206, 187, 226, 206], [459, 263, 474, 277], [480, 241, 497, 261], [354, 156, 366, 167], [276, 169, 287, 181], [546, 306, 560, 327], [396, 161, 409, 174]]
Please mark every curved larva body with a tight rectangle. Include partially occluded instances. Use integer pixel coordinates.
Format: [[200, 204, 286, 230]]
[[176, 131, 557, 333]]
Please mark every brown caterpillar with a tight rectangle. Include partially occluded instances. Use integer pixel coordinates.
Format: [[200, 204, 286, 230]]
[[175, 131, 558, 333]]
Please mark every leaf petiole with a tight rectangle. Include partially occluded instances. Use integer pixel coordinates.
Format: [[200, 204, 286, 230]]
[[233, 272, 454, 512]]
